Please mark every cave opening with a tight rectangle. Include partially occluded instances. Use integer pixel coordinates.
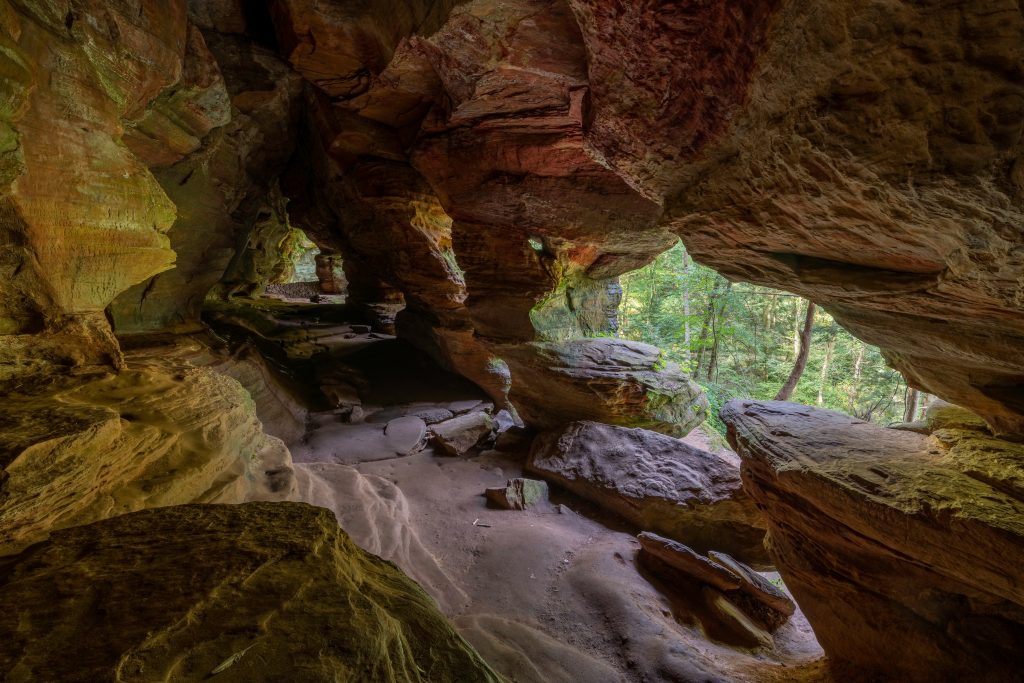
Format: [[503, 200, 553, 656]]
[[2, 2, 1023, 682], [613, 240, 922, 433]]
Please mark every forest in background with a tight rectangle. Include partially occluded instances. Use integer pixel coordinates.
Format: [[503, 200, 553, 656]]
[[617, 242, 929, 434]]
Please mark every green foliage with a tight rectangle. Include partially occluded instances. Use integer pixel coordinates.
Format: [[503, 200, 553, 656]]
[[616, 242, 911, 430]]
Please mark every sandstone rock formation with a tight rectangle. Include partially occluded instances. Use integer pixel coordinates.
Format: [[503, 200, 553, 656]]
[[723, 399, 1024, 682], [528, 421, 767, 564], [638, 532, 796, 628], [0, 353, 294, 555], [0, 503, 500, 682], [502, 339, 709, 436], [666, 1, 1024, 435], [1, 1, 1022, 679]]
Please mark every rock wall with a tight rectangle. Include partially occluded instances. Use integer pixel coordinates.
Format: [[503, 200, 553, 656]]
[[669, 0, 1024, 435], [722, 400, 1024, 682], [0, 350, 295, 555]]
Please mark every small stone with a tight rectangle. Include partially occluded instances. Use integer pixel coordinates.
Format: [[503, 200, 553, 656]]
[[384, 416, 428, 456], [485, 478, 549, 510]]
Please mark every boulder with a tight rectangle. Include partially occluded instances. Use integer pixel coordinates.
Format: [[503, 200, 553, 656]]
[[485, 478, 549, 511], [528, 421, 767, 564], [723, 399, 1024, 683], [0, 503, 500, 682], [500, 339, 709, 437], [430, 412, 495, 456]]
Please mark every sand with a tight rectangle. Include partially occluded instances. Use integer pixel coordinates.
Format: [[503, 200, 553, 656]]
[[281, 337, 827, 683]]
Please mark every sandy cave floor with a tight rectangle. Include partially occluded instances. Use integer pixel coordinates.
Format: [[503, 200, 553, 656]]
[[275, 330, 827, 683]]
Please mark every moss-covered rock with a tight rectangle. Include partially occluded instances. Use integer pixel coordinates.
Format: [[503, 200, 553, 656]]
[[0, 502, 503, 683]]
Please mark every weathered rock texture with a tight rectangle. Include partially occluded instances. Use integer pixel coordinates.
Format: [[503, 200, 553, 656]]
[[667, 1, 1024, 435], [723, 400, 1024, 682], [528, 421, 767, 564], [0, 354, 294, 555], [0, 502, 501, 682], [503, 339, 709, 436], [486, 478, 549, 511], [2, 0, 1023, 436]]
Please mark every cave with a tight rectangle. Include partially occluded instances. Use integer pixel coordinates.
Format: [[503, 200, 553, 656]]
[[1, 1, 1022, 682]]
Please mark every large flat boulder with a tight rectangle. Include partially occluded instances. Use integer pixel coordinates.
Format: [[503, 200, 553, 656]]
[[501, 339, 709, 437], [722, 400, 1024, 683], [0, 503, 500, 682], [527, 421, 767, 564]]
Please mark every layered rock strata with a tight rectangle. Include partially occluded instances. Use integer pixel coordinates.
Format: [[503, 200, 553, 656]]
[[0, 355, 294, 555], [502, 339, 709, 436], [722, 399, 1024, 682]]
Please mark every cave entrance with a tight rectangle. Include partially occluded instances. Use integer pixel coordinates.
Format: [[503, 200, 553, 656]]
[[262, 229, 348, 304], [612, 240, 927, 430]]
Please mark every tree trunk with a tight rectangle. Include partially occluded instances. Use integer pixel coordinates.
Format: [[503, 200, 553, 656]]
[[817, 326, 837, 406], [848, 343, 866, 413], [705, 281, 732, 382], [775, 300, 816, 401], [904, 388, 920, 423], [791, 298, 802, 360], [681, 246, 691, 371]]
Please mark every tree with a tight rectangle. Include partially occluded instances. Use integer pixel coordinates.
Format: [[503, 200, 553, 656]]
[[774, 300, 816, 401], [817, 321, 839, 406], [904, 388, 920, 422], [615, 242, 909, 429]]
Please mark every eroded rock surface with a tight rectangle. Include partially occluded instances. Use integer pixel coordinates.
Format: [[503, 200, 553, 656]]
[[528, 421, 767, 564], [723, 399, 1024, 683], [0, 502, 500, 682], [0, 355, 294, 555], [502, 339, 709, 436], [430, 411, 495, 456], [668, 1, 1024, 435]]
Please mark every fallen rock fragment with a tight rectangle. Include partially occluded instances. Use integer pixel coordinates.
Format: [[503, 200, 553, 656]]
[[528, 421, 767, 564], [708, 551, 794, 619], [485, 478, 549, 510], [431, 411, 496, 456], [637, 532, 794, 631], [703, 587, 774, 649], [637, 532, 741, 592]]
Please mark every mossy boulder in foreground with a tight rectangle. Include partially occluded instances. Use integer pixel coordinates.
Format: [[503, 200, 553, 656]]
[[0, 502, 502, 683]]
